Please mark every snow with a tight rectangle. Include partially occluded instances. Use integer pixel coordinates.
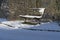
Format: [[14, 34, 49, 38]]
[[1, 20, 60, 30], [19, 8, 45, 19], [1, 21, 34, 29], [19, 15, 42, 18], [0, 29, 60, 40], [0, 18, 60, 40], [30, 22, 60, 30], [0, 18, 7, 22], [30, 8, 45, 15], [39, 8, 45, 15]]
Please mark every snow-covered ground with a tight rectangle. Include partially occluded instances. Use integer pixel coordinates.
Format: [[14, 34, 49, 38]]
[[0, 29, 60, 40], [0, 18, 60, 40], [30, 22, 60, 30], [1, 19, 60, 30]]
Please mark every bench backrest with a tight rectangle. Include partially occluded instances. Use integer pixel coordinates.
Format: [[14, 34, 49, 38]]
[[39, 8, 45, 16]]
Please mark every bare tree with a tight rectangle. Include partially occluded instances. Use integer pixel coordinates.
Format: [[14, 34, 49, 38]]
[[55, 0, 60, 26]]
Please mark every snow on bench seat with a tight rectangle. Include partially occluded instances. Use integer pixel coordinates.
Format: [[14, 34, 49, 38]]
[[19, 15, 42, 18]]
